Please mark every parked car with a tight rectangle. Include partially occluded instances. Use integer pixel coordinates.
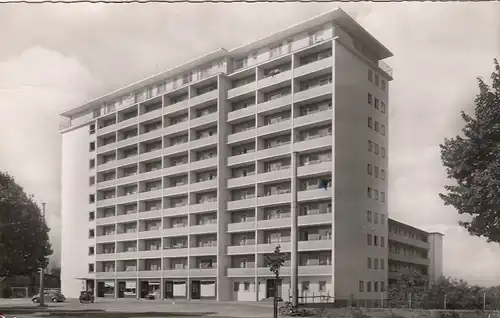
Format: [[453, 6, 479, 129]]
[[32, 290, 66, 303]]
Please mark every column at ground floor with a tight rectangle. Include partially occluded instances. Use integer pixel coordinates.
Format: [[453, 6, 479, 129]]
[[229, 276, 334, 302], [89, 278, 217, 300]]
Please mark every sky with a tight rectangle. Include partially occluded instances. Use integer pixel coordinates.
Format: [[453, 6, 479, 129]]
[[0, 2, 499, 284]]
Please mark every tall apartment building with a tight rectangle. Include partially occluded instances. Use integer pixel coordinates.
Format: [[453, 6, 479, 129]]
[[388, 219, 444, 286], [60, 8, 393, 303]]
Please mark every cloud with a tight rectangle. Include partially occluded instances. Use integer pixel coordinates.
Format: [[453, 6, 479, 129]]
[[0, 46, 98, 262], [0, 3, 499, 283]]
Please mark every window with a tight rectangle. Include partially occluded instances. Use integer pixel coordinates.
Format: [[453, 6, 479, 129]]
[[244, 282, 250, 291], [374, 144, 379, 155], [374, 121, 379, 132], [374, 166, 379, 178], [381, 124, 386, 136], [380, 214, 386, 225], [381, 192, 386, 203], [367, 234, 372, 245], [374, 189, 379, 200], [375, 98, 379, 110], [367, 164, 372, 175], [367, 281, 372, 292], [233, 282, 239, 292], [89, 124, 96, 134], [368, 117, 373, 128], [374, 212, 379, 224], [89, 194, 95, 204], [381, 281, 385, 292], [374, 281, 379, 292], [88, 264, 94, 273], [301, 281, 310, 292], [182, 72, 192, 85], [89, 176, 95, 186], [381, 147, 386, 158], [381, 80, 386, 91], [367, 210, 372, 222], [368, 140, 373, 152], [88, 246, 94, 256], [374, 235, 378, 246], [368, 93, 373, 105], [380, 259, 385, 270], [359, 281, 364, 292], [89, 142, 95, 152], [319, 281, 327, 293], [381, 169, 385, 180], [367, 257, 372, 269], [374, 258, 378, 269], [381, 102, 386, 114], [367, 187, 372, 198], [381, 236, 385, 247], [89, 211, 95, 221], [89, 229, 95, 238], [368, 70, 373, 82], [375, 74, 379, 87], [89, 159, 95, 169]]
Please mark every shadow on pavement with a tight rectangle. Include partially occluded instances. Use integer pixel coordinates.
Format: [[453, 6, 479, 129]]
[[0, 308, 216, 317]]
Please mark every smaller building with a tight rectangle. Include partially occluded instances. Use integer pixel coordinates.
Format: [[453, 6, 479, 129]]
[[387, 219, 444, 286], [0, 273, 61, 298]]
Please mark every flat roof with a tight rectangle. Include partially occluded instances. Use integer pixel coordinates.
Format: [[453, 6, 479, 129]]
[[60, 7, 393, 118], [388, 218, 433, 235]]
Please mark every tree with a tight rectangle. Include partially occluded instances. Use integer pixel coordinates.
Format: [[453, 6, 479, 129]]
[[0, 171, 52, 277], [440, 59, 500, 243], [265, 245, 287, 318], [388, 271, 428, 308]]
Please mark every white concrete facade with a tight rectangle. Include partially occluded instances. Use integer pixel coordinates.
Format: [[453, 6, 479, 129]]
[[60, 8, 393, 304]]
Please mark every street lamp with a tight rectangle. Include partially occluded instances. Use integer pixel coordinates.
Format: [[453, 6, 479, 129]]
[[38, 202, 46, 307]]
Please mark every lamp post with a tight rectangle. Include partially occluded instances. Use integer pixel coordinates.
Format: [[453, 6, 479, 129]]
[[39, 202, 46, 307]]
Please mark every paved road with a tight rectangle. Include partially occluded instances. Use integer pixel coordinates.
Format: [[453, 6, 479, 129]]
[[0, 298, 275, 318]]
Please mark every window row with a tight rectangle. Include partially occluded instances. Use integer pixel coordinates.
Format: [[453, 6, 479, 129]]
[[367, 117, 386, 136], [368, 140, 386, 158], [367, 93, 386, 114], [367, 164, 385, 180], [367, 234, 385, 247], [367, 187, 386, 203], [368, 69, 386, 92], [366, 210, 385, 225], [359, 280, 385, 293], [367, 257, 385, 270]]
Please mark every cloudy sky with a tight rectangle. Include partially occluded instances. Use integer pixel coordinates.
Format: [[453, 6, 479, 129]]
[[0, 2, 499, 284]]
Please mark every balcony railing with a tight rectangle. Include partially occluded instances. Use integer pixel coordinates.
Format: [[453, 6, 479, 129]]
[[379, 60, 393, 77]]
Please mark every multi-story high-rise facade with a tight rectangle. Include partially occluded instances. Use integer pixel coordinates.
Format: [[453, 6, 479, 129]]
[[388, 219, 444, 286], [60, 8, 394, 303]]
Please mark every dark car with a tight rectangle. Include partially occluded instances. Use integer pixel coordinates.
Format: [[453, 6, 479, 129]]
[[79, 291, 95, 303], [32, 290, 66, 303]]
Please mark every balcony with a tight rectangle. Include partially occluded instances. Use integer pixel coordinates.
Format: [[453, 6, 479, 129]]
[[227, 220, 256, 233], [298, 161, 331, 178], [189, 268, 217, 277], [190, 200, 218, 214], [257, 216, 291, 229], [96, 234, 116, 243], [138, 209, 162, 220], [139, 189, 163, 201], [190, 179, 217, 192], [117, 155, 138, 168], [298, 213, 332, 226], [165, 142, 189, 156], [227, 244, 255, 255], [96, 179, 117, 191], [294, 135, 331, 153], [190, 113, 218, 128], [299, 239, 332, 251], [116, 117, 138, 130], [116, 231, 138, 241], [257, 192, 291, 207], [138, 169, 162, 182], [227, 129, 256, 144], [257, 143, 291, 160], [294, 57, 333, 78], [189, 223, 218, 235], [294, 109, 332, 128], [115, 251, 139, 260], [140, 108, 163, 123], [97, 124, 116, 136], [138, 228, 162, 239], [115, 213, 138, 223], [389, 252, 430, 266], [258, 70, 292, 89], [164, 121, 189, 136], [164, 184, 188, 197], [163, 226, 188, 237], [95, 253, 116, 261], [190, 90, 218, 106], [227, 267, 255, 277], [227, 152, 257, 166], [137, 249, 162, 258], [97, 142, 116, 154], [164, 100, 189, 115], [139, 129, 162, 143], [163, 163, 188, 176], [227, 175, 256, 188], [163, 205, 189, 217], [139, 149, 162, 162], [114, 194, 138, 205], [257, 95, 292, 114], [294, 84, 333, 104], [138, 270, 162, 278], [388, 233, 430, 250], [95, 271, 116, 279], [256, 265, 332, 277], [257, 167, 290, 183], [190, 136, 218, 150], [189, 245, 217, 256], [96, 197, 116, 208], [227, 105, 256, 122], [227, 197, 255, 211], [190, 157, 217, 171], [163, 269, 188, 278], [298, 188, 332, 202], [97, 161, 117, 172], [116, 136, 139, 149], [228, 82, 255, 99], [163, 247, 189, 257], [257, 242, 291, 253], [116, 270, 138, 278]]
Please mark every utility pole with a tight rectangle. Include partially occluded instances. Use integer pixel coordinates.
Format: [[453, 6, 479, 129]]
[[39, 202, 46, 307], [291, 151, 299, 308]]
